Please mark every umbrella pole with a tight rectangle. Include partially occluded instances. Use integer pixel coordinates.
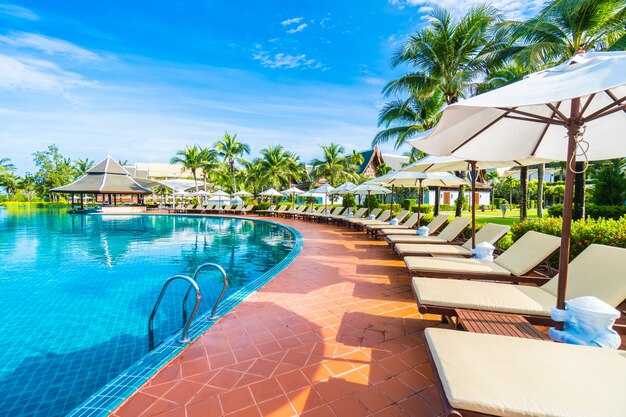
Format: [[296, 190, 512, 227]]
[[417, 179, 423, 228], [470, 161, 477, 249], [391, 185, 395, 216], [557, 98, 581, 313], [367, 191, 371, 216]]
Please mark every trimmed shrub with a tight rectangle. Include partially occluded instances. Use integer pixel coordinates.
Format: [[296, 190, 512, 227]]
[[420, 213, 435, 226], [548, 203, 626, 220], [547, 203, 564, 218], [411, 204, 432, 214], [360, 194, 380, 210], [253, 202, 272, 212], [342, 194, 356, 208], [439, 204, 455, 211], [402, 198, 415, 211]]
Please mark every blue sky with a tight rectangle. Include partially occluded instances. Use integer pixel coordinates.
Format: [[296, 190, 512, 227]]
[[0, 0, 543, 173]]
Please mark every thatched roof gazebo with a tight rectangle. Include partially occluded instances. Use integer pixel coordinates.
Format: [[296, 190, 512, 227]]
[[51, 156, 153, 213]]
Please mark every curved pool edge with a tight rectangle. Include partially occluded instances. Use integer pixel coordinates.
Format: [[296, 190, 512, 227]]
[[66, 215, 303, 417]]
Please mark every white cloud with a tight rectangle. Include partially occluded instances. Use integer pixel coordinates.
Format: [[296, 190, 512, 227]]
[[253, 50, 324, 70], [286, 23, 308, 34], [388, 0, 545, 20], [280, 17, 303, 26], [361, 77, 386, 86], [0, 4, 39, 21], [0, 54, 92, 93], [0, 32, 101, 62]]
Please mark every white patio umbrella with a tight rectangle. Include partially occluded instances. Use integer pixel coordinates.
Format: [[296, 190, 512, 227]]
[[370, 171, 468, 229], [259, 188, 284, 203], [330, 182, 357, 194], [191, 190, 211, 205], [402, 155, 550, 243], [282, 187, 304, 206], [210, 190, 230, 206], [233, 190, 253, 197], [409, 51, 626, 313], [350, 184, 391, 216], [310, 184, 336, 211]]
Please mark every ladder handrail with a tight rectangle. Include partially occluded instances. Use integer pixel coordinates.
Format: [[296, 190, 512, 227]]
[[148, 274, 201, 351], [182, 263, 229, 323]]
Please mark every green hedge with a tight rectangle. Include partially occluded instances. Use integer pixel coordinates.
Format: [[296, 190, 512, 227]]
[[510, 217, 626, 263], [548, 203, 626, 220], [402, 198, 415, 211], [411, 204, 432, 214], [1, 201, 69, 208], [342, 194, 356, 208]]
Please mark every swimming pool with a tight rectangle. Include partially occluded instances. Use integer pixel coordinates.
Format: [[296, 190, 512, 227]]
[[0, 209, 299, 417]]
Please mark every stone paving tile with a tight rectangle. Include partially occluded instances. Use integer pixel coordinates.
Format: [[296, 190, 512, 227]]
[[112, 216, 444, 417]]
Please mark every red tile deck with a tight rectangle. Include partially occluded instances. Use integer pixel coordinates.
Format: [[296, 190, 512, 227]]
[[111, 216, 449, 417]]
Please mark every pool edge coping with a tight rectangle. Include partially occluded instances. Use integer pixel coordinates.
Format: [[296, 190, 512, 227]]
[[65, 214, 303, 417]]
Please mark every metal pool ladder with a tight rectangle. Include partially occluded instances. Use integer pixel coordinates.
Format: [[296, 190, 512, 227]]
[[148, 263, 229, 351]]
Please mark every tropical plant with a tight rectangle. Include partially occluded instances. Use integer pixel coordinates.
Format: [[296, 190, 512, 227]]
[[0, 172, 18, 199], [256, 145, 303, 190], [484, 170, 500, 208], [199, 148, 219, 191], [18, 174, 37, 202], [376, 163, 393, 177], [0, 157, 15, 175], [349, 149, 364, 167], [592, 158, 626, 205], [310, 143, 359, 187], [170, 145, 204, 191], [73, 158, 95, 176], [373, 92, 445, 150], [32, 144, 76, 201], [215, 132, 250, 193]]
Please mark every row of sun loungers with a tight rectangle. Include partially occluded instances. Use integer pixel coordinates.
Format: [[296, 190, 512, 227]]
[[170, 204, 254, 215], [292, 204, 626, 416]]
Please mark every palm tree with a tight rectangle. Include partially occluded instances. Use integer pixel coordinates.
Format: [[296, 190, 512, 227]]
[[170, 145, 204, 191], [18, 174, 36, 202], [484, 170, 500, 209], [257, 145, 303, 189], [376, 163, 393, 177], [0, 157, 15, 175], [0, 173, 18, 200], [73, 158, 95, 176], [385, 5, 505, 216], [199, 148, 219, 191], [502, 0, 626, 219], [373, 92, 445, 150], [349, 149, 364, 167], [310, 143, 358, 187], [215, 132, 250, 193]]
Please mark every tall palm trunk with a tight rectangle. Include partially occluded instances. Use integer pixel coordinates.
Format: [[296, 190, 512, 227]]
[[520, 166, 528, 221], [192, 169, 198, 191], [230, 159, 237, 193], [537, 164, 544, 218]]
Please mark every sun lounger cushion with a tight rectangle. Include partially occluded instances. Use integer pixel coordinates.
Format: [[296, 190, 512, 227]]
[[396, 243, 471, 257], [405, 257, 512, 275], [425, 328, 626, 417], [540, 244, 626, 307], [412, 277, 556, 316], [379, 228, 421, 236], [387, 235, 449, 244], [492, 231, 560, 276]]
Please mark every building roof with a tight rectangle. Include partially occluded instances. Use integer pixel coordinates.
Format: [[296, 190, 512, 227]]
[[51, 156, 153, 194]]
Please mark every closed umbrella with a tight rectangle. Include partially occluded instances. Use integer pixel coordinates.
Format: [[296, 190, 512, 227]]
[[409, 51, 626, 314], [350, 184, 391, 216]]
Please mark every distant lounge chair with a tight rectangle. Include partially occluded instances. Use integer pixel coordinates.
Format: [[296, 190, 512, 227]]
[[256, 205, 276, 216], [379, 213, 450, 237], [301, 206, 325, 220], [384, 217, 471, 247], [395, 223, 510, 258], [368, 212, 420, 237], [316, 206, 344, 222], [345, 208, 383, 228], [405, 231, 560, 281], [349, 209, 392, 230], [424, 328, 626, 417], [225, 204, 242, 214], [412, 243, 626, 321], [182, 204, 196, 213], [363, 210, 410, 234], [334, 207, 367, 225], [239, 205, 254, 215], [285, 205, 306, 218]]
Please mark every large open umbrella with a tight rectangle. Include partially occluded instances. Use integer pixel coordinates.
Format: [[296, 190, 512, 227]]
[[282, 186, 304, 206], [402, 155, 549, 245], [233, 190, 253, 198], [310, 184, 335, 211], [409, 51, 626, 313], [370, 171, 468, 229], [259, 188, 283, 203], [350, 184, 391, 216], [210, 190, 230, 206]]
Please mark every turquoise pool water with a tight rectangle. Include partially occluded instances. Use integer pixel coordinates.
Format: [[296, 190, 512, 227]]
[[0, 209, 296, 417]]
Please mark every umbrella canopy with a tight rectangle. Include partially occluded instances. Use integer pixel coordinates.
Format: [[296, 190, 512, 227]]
[[211, 190, 231, 197], [191, 190, 211, 196], [351, 184, 391, 216], [259, 188, 284, 197], [410, 51, 626, 314], [233, 190, 253, 197], [329, 182, 357, 194], [281, 187, 304, 195], [403, 154, 551, 173], [173, 191, 191, 197], [310, 184, 335, 211]]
